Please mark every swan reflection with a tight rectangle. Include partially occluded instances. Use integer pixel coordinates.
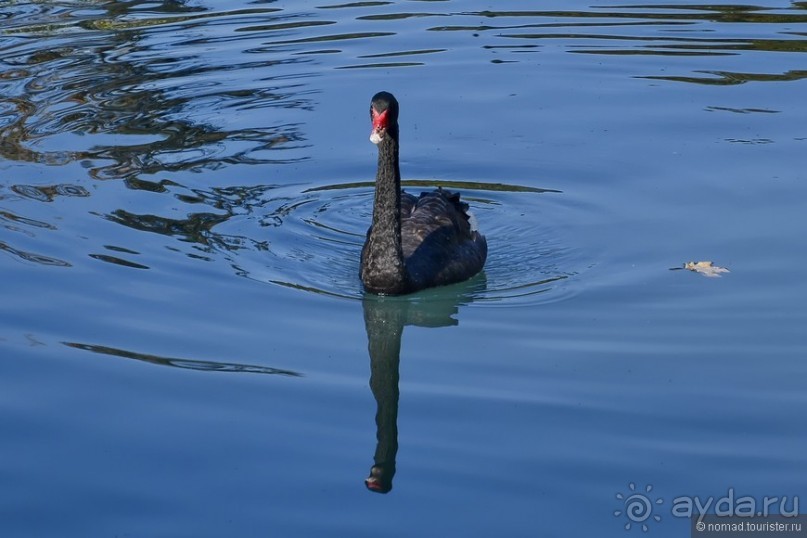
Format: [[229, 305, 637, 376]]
[[362, 276, 484, 493]]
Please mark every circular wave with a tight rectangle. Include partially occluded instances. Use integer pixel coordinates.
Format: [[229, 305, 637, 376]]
[[233, 179, 587, 306]]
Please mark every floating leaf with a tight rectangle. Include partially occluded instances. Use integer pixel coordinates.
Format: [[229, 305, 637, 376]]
[[683, 260, 729, 277]]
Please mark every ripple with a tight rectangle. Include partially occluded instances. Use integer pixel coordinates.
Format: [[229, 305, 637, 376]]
[[227, 180, 585, 306], [88, 253, 150, 270], [2, 0, 804, 182], [641, 69, 807, 85], [0, 209, 55, 231], [358, 48, 446, 58], [0, 4, 316, 177], [725, 138, 775, 145], [11, 184, 90, 202], [63, 342, 302, 376], [319, 2, 394, 9], [95, 177, 582, 305], [706, 106, 780, 114], [2, 0, 795, 303], [0, 240, 70, 267], [336, 61, 424, 70]]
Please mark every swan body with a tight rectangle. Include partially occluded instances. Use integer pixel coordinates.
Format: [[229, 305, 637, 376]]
[[360, 91, 487, 295]]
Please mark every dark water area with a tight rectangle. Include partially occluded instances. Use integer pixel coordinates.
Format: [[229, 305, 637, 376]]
[[1, 2, 806, 537]]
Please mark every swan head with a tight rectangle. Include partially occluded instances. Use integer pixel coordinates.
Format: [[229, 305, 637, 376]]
[[370, 91, 399, 145]]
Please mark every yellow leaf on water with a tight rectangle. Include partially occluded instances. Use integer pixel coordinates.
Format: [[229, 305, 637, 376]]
[[683, 260, 730, 278]]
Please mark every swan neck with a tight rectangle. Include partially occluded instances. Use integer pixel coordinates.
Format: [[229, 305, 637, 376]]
[[374, 135, 401, 236], [363, 133, 408, 294]]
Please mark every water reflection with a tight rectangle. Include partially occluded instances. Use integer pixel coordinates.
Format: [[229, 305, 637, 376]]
[[2, 0, 805, 182], [0, 1, 314, 179], [0, 239, 71, 267], [642, 69, 807, 85], [63, 341, 302, 376], [84, 179, 290, 264], [362, 281, 482, 493], [10, 183, 91, 202], [2, 0, 802, 275], [418, 4, 807, 72], [87, 177, 566, 302]]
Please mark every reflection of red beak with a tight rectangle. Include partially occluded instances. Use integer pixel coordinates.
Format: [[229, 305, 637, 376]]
[[365, 471, 392, 494], [365, 477, 384, 492]]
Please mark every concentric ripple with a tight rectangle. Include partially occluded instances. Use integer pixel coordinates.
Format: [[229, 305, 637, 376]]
[[227, 179, 585, 305]]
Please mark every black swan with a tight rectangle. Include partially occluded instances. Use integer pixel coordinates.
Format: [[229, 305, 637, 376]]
[[360, 91, 487, 295]]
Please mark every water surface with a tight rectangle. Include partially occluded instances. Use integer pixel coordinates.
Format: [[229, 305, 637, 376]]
[[1, 2, 806, 537]]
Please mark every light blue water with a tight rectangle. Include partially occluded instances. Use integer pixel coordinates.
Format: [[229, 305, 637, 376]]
[[1, 2, 806, 537]]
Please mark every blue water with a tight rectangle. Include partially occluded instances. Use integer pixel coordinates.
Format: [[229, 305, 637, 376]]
[[1, 2, 806, 537]]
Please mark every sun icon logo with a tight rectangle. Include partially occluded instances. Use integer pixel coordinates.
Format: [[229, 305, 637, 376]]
[[614, 483, 663, 532]]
